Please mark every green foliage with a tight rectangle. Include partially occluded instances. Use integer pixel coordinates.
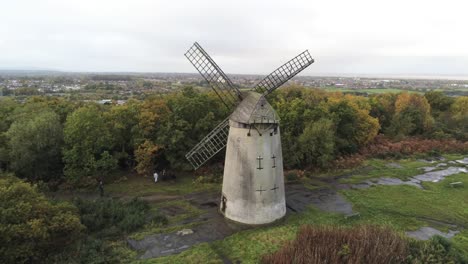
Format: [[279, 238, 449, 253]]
[[49, 238, 137, 264], [425, 91, 454, 115], [156, 87, 228, 169], [63, 104, 117, 183], [271, 87, 379, 167], [6, 110, 63, 182], [448, 97, 468, 140], [298, 118, 336, 167], [72, 197, 153, 235], [1, 86, 466, 184], [389, 93, 434, 137], [407, 236, 467, 264], [0, 98, 19, 170], [193, 173, 222, 184], [0, 175, 84, 264]]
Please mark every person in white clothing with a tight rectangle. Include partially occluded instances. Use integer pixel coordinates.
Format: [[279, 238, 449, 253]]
[[153, 172, 158, 183]]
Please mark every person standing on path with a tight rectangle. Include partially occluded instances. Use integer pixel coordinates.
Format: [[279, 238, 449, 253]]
[[153, 171, 158, 183], [99, 179, 104, 197]]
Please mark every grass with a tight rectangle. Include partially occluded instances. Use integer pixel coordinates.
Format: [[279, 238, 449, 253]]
[[342, 172, 468, 255], [130, 200, 204, 240], [133, 156, 468, 263], [135, 208, 345, 264], [339, 158, 431, 184], [105, 172, 221, 197]]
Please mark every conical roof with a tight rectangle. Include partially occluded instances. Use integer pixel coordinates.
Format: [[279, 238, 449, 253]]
[[230, 91, 279, 124]]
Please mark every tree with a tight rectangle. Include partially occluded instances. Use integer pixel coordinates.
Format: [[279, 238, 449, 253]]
[[327, 96, 380, 154], [0, 174, 84, 263], [369, 93, 397, 132], [298, 118, 335, 168], [448, 96, 468, 140], [105, 101, 140, 168], [63, 105, 116, 183], [389, 93, 433, 137], [155, 87, 227, 169], [6, 110, 63, 182], [0, 98, 18, 170], [424, 91, 454, 116]]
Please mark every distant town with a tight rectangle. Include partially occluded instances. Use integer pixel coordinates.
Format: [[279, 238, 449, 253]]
[[1, 71, 467, 101]]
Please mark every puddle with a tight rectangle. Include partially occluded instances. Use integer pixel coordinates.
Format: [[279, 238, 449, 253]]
[[286, 184, 354, 215], [406, 226, 460, 240], [352, 166, 467, 189], [413, 167, 467, 183]]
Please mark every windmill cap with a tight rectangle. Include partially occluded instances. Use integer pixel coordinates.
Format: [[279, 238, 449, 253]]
[[229, 91, 279, 124]]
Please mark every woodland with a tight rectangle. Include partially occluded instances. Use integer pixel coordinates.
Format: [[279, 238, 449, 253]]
[[1, 86, 467, 263]]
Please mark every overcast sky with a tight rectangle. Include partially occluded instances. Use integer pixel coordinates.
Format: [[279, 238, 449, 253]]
[[1, 0, 467, 77]]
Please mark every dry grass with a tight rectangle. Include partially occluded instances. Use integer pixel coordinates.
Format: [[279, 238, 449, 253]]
[[332, 135, 468, 169], [261, 225, 408, 264]]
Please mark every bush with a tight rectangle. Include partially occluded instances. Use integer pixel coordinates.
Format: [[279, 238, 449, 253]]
[[407, 235, 467, 264], [261, 225, 408, 264], [0, 175, 84, 264], [284, 170, 305, 182], [193, 173, 222, 184], [73, 197, 152, 235], [48, 237, 136, 264]]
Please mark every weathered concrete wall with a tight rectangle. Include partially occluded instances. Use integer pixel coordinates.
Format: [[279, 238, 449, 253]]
[[221, 121, 286, 225]]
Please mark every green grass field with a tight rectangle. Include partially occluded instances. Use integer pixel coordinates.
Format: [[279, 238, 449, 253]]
[[105, 172, 220, 197], [126, 155, 468, 263]]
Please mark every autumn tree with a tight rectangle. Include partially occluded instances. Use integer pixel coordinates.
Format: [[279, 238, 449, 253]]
[[389, 93, 433, 137], [448, 96, 468, 140], [327, 95, 380, 154]]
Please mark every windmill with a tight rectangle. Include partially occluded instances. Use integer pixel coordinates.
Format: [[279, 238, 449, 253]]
[[185, 42, 314, 225]]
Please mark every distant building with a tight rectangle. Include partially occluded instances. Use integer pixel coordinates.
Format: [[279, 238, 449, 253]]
[[98, 99, 112, 105]]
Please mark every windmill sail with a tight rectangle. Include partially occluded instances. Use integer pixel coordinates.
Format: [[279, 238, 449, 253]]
[[185, 42, 242, 109], [185, 118, 230, 169], [253, 50, 314, 95]]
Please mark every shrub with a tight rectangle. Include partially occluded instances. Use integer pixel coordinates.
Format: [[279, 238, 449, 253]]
[[73, 197, 154, 235], [48, 237, 136, 264], [193, 173, 222, 184], [285, 170, 305, 182], [407, 235, 467, 264], [0, 175, 84, 264], [261, 225, 408, 264]]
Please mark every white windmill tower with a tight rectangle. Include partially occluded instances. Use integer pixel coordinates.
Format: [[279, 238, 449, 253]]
[[185, 42, 314, 225]]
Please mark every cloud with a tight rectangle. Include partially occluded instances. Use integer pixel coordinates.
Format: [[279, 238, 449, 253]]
[[0, 0, 467, 76]]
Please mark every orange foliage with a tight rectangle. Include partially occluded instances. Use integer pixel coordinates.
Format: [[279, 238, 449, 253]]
[[134, 140, 161, 176], [138, 98, 170, 138], [394, 93, 433, 130]]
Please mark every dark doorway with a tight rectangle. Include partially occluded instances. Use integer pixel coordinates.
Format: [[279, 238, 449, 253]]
[[221, 195, 227, 214]]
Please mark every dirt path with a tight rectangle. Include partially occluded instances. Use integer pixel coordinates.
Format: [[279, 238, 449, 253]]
[[128, 184, 354, 259]]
